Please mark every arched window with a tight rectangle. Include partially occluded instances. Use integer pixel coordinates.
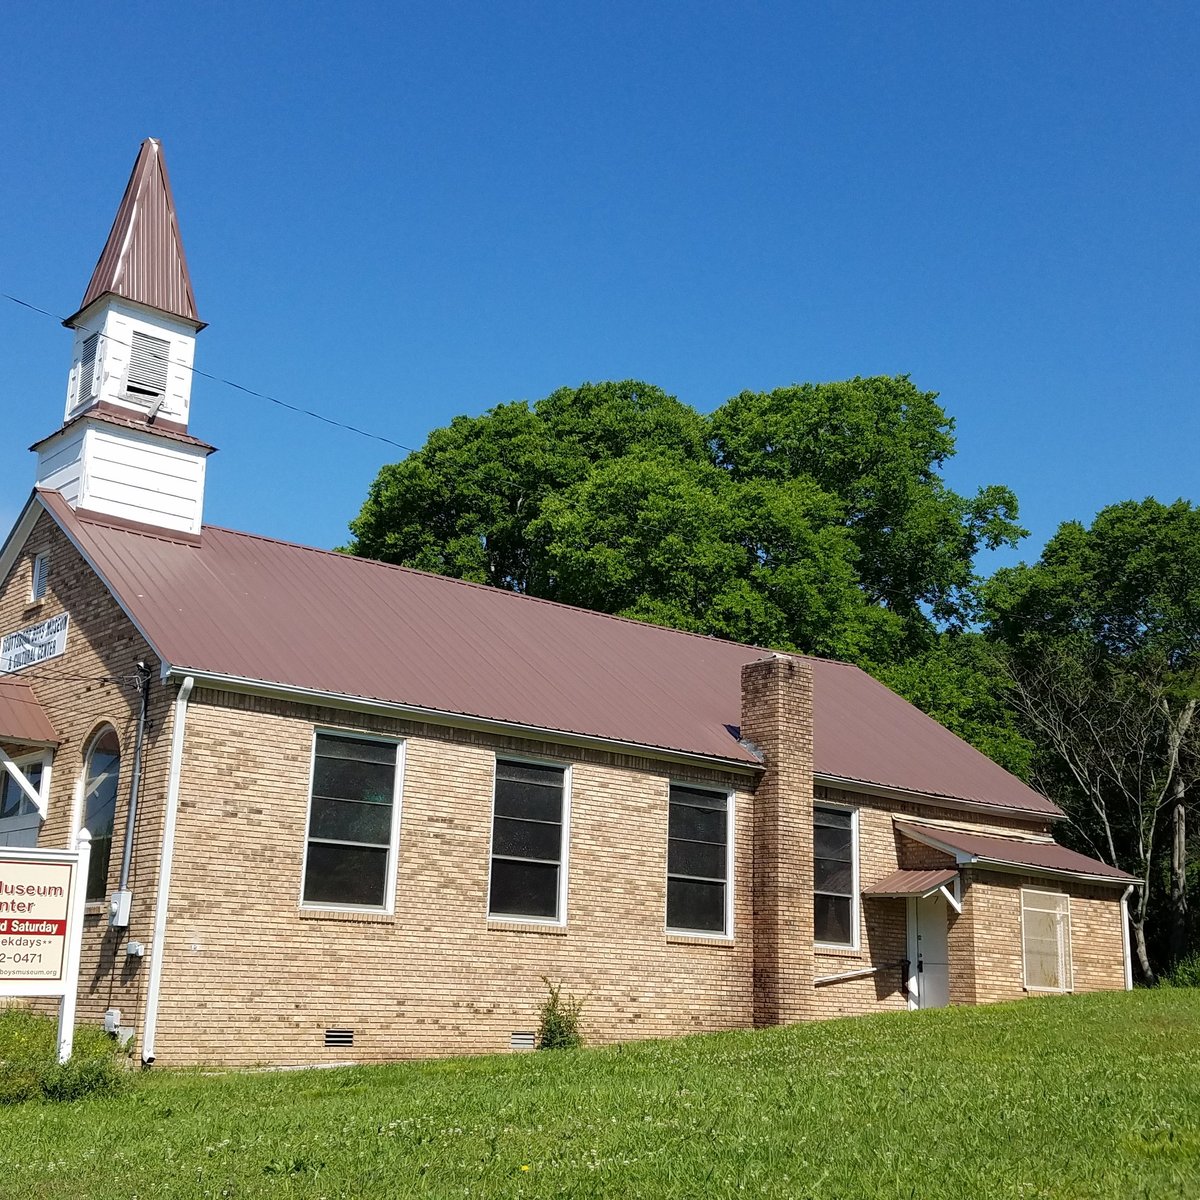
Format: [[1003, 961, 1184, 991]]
[[83, 728, 120, 901]]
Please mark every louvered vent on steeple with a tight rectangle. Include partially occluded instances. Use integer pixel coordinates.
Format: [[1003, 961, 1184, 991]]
[[126, 331, 170, 401], [76, 333, 99, 408]]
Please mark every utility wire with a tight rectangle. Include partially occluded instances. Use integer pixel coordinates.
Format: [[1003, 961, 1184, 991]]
[[2, 292, 418, 455]]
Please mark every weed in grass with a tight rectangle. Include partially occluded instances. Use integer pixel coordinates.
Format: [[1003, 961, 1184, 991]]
[[536, 976, 584, 1049], [0, 1007, 128, 1104]]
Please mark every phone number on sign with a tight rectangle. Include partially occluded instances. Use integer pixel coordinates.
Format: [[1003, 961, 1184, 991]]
[[0, 952, 43, 965]]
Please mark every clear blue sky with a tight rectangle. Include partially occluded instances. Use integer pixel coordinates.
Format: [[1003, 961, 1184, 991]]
[[2, 3, 1196, 572]]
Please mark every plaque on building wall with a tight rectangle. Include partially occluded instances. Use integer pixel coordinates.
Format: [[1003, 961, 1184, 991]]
[[0, 613, 69, 673]]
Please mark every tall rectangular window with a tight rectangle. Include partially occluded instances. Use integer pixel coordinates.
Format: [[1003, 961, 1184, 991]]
[[488, 760, 566, 921], [667, 784, 730, 934], [814, 805, 857, 946], [302, 733, 399, 910], [1022, 889, 1073, 992]]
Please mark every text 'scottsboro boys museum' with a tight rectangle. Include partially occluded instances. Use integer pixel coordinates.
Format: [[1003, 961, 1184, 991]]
[[0, 140, 1136, 1066]]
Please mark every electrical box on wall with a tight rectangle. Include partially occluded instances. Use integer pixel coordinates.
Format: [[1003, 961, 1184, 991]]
[[109, 890, 132, 928]]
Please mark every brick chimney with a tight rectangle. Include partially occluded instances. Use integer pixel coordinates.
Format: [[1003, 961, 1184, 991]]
[[741, 653, 815, 1025]]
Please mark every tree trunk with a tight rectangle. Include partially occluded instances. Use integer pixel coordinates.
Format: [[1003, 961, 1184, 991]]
[[1131, 917, 1157, 986], [1169, 776, 1188, 965]]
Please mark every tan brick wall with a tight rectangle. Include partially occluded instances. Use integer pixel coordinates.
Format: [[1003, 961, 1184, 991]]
[[153, 689, 758, 1066], [0, 509, 177, 1033], [961, 869, 1126, 1003]]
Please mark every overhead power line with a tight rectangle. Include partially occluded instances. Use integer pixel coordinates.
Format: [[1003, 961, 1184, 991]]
[[2, 292, 418, 455]]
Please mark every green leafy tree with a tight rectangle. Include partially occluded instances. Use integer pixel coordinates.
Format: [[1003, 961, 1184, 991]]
[[984, 499, 1200, 978], [710, 377, 1025, 634], [347, 374, 1028, 764]]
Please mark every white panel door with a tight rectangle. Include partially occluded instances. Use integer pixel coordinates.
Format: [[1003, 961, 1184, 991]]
[[914, 892, 950, 1009]]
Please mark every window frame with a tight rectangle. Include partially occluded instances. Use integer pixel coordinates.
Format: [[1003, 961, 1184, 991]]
[[298, 728, 405, 915], [664, 780, 735, 939], [80, 725, 121, 903], [486, 754, 571, 927], [1020, 887, 1074, 994], [0, 753, 45, 848], [813, 802, 860, 951]]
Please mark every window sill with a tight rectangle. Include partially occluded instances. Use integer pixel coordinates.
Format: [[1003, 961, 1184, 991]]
[[487, 919, 567, 936], [814, 944, 864, 959], [298, 907, 395, 925], [666, 933, 735, 947]]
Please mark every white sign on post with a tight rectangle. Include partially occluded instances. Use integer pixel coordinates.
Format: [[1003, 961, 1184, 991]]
[[0, 832, 91, 1062]]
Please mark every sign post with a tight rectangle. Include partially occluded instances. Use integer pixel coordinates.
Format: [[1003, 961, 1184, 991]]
[[0, 830, 90, 1062]]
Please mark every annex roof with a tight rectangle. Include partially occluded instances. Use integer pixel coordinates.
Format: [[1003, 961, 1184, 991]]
[[0, 678, 59, 747], [897, 822, 1135, 885], [32, 489, 1062, 816], [862, 867, 959, 898], [68, 139, 203, 329]]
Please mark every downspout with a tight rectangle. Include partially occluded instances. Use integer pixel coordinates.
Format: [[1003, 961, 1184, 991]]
[[1120, 884, 1135, 991], [116, 661, 153, 895], [140, 675, 193, 1066]]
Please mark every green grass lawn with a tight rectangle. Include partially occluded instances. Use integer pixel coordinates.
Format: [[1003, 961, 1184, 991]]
[[2, 990, 1198, 1199]]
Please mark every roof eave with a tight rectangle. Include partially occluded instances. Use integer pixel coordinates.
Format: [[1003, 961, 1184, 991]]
[[63, 290, 207, 333], [814, 771, 1064, 823], [165, 666, 765, 776], [895, 821, 1137, 888]]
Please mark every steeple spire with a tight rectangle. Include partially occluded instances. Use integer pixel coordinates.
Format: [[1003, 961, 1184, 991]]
[[67, 138, 203, 330], [34, 139, 214, 536]]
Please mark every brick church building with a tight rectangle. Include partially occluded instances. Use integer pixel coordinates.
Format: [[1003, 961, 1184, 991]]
[[0, 140, 1134, 1066]]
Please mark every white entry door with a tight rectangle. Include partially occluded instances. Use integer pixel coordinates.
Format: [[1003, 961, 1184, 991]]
[[910, 892, 950, 1009]]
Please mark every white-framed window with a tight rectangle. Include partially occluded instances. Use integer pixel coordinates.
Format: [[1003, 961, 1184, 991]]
[[666, 782, 733, 936], [300, 731, 404, 911], [82, 727, 121, 901], [30, 553, 49, 602], [1021, 888, 1073, 992], [814, 804, 859, 948], [0, 756, 43, 849], [487, 758, 569, 923]]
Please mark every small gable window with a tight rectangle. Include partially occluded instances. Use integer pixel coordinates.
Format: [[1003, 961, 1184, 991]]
[[814, 805, 858, 947], [1021, 889, 1073, 992], [30, 553, 49, 602], [301, 733, 401, 910], [126, 330, 170, 401], [83, 728, 121, 901], [667, 783, 731, 935], [488, 759, 567, 922]]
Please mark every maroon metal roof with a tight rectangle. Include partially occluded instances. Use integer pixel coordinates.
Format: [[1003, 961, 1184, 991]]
[[0, 678, 59, 746], [37, 490, 1062, 814], [898, 822, 1135, 884], [30, 402, 216, 454], [67, 139, 203, 329], [809, 653, 1060, 815], [863, 867, 958, 897]]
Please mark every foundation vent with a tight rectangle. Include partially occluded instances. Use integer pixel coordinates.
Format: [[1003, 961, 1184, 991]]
[[510, 1031, 536, 1051], [324, 1027, 354, 1048]]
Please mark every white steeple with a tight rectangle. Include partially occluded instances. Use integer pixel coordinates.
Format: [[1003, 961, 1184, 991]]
[[35, 139, 214, 535]]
